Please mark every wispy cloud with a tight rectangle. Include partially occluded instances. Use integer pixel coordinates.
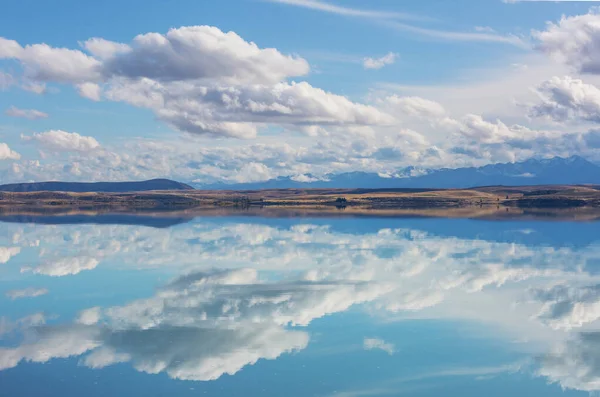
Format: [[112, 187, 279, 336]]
[[5, 106, 49, 120], [383, 21, 526, 47], [5, 288, 49, 300], [267, 0, 526, 47], [265, 0, 428, 21]]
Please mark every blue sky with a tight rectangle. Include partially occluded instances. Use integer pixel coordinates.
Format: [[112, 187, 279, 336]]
[[1, 0, 600, 183]]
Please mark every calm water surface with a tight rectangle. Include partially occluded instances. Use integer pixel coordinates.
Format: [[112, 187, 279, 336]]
[[1, 215, 600, 396]]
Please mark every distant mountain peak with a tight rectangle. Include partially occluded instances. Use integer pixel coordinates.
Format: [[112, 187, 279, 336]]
[[194, 156, 600, 190]]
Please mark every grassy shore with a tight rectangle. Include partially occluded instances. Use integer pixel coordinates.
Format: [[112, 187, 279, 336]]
[[1, 185, 600, 213]]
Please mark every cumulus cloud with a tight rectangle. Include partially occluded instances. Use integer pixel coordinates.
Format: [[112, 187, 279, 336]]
[[5, 106, 48, 120], [23, 130, 100, 152], [77, 82, 101, 101], [5, 288, 48, 300], [105, 79, 393, 138], [0, 143, 20, 161], [97, 26, 309, 84], [364, 338, 395, 354], [531, 76, 600, 123], [0, 37, 101, 83], [534, 10, 600, 74], [0, 27, 392, 138], [0, 247, 20, 263], [363, 52, 397, 70]]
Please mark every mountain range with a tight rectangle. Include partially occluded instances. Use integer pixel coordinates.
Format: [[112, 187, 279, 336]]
[[196, 156, 600, 190], [0, 157, 598, 192]]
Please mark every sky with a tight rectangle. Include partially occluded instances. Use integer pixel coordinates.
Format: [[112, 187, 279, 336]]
[[2, 0, 600, 184]]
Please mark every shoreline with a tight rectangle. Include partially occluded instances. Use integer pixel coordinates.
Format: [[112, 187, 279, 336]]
[[1, 185, 600, 211], [1, 185, 600, 222]]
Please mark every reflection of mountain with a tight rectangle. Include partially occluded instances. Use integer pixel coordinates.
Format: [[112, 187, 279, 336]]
[[0, 214, 193, 228], [3, 218, 600, 391]]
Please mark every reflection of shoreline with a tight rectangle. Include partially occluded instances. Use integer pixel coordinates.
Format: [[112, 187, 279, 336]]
[[2, 206, 600, 224]]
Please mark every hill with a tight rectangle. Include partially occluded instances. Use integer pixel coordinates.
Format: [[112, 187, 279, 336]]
[[0, 179, 195, 193]]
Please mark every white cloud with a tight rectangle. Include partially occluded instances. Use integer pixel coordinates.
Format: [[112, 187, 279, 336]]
[[534, 9, 600, 74], [364, 338, 395, 355], [0, 247, 20, 263], [363, 52, 397, 70], [0, 37, 101, 83], [384, 95, 447, 118], [0, 143, 20, 161], [23, 130, 100, 152], [5, 288, 48, 300], [531, 76, 600, 123], [5, 106, 48, 120], [98, 26, 309, 84], [0, 27, 394, 138], [77, 82, 101, 101], [105, 79, 392, 139]]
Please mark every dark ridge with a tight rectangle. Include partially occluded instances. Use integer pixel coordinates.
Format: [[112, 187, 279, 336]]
[[0, 179, 195, 193], [0, 214, 193, 228]]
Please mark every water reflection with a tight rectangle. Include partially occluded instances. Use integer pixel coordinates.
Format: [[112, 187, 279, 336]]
[[2, 217, 600, 395]]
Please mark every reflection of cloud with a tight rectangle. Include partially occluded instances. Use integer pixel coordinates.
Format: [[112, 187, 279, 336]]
[[21, 257, 99, 276], [84, 325, 308, 381], [534, 284, 600, 330], [364, 338, 395, 355], [76, 307, 101, 325], [0, 246, 20, 264], [5, 287, 48, 300], [105, 268, 390, 330], [0, 325, 101, 370], [6, 221, 600, 389], [538, 333, 600, 392], [0, 313, 45, 337]]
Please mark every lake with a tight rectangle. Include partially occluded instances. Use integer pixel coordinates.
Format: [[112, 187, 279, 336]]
[[1, 214, 600, 396]]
